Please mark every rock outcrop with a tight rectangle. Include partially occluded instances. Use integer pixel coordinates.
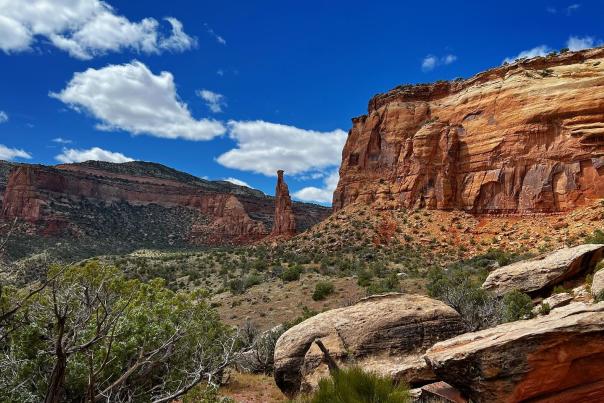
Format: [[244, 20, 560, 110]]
[[424, 302, 604, 403], [0, 161, 330, 250], [271, 170, 296, 237], [482, 244, 604, 296], [273, 294, 465, 397], [592, 269, 604, 298], [333, 47, 604, 214]]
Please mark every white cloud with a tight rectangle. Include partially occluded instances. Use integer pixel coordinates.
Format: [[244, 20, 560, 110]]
[[566, 35, 598, 51], [546, 6, 557, 14], [55, 146, 134, 163], [223, 177, 250, 188], [443, 54, 457, 64], [52, 137, 72, 144], [0, 144, 31, 160], [503, 45, 551, 63], [0, 110, 7, 123], [293, 171, 339, 204], [50, 61, 226, 141], [422, 54, 457, 71], [197, 89, 226, 113], [421, 55, 437, 71], [217, 121, 347, 177], [0, 0, 195, 59]]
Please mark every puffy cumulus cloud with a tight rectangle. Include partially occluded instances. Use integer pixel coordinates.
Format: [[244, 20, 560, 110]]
[[503, 45, 551, 63], [0, 110, 7, 123], [197, 89, 226, 113], [566, 35, 600, 51], [223, 177, 250, 188], [55, 146, 134, 163], [0, 144, 31, 160], [217, 121, 347, 177], [421, 54, 457, 71], [294, 171, 340, 204], [50, 61, 226, 141], [293, 171, 339, 204], [0, 0, 195, 58]]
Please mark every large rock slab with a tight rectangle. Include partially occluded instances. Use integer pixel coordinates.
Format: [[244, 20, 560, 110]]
[[273, 293, 465, 397], [482, 244, 604, 296], [424, 302, 604, 403]]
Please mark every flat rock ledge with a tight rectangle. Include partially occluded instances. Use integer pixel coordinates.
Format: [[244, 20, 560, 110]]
[[482, 244, 604, 296], [424, 302, 604, 403]]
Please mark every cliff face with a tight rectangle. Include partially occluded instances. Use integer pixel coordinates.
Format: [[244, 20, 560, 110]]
[[271, 170, 296, 237], [334, 47, 604, 214], [0, 161, 330, 246]]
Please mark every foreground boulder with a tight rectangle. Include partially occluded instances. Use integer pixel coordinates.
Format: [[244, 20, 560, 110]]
[[273, 293, 465, 397], [482, 244, 604, 296], [425, 302, 604, 403]]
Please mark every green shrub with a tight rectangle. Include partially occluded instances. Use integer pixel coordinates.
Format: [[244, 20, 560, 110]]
[[585, 230, 604, 244], [244, 274, 262, 289], [229, 278, 245, 294], [365, 272, 401, 296], [281, 265, 302, 282], [502, 290, 533, 322], [304, 367, 409, 403], [553, 285, 569, 294], [357, 269, 373, 287], [538, 302, 551, 315], [312, 281, 335, 301]]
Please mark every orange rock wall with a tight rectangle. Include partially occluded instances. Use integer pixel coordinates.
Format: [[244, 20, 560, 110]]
[[334, 48, 604, 214]]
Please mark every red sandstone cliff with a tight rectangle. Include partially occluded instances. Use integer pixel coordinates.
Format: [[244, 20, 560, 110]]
[[271, 170, 296, 237], [0, 161, 329, 246], [333, 47, 604, 214]]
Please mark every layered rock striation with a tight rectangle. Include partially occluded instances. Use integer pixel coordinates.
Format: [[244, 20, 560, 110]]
[[273, 293, 465, 397], [424, 302, 604, 402], [334, 47, 604, 214]]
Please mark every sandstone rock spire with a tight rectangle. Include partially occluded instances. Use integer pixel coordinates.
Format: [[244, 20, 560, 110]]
[[271, 170, 296, 237]]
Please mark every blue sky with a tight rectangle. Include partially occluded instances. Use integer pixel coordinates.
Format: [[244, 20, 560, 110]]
[[0, 0, 603, 204]]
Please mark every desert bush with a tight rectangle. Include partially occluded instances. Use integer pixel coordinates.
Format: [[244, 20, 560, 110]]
[[427, 267, 503, 331], [303, 367, 409, 403], [356, 269, 373, 287], [585, 229, 604, 244], [229, 278, 246, 294], [312, 281, 335, 301], [281, 265, 302, 282], [502, 290, 533, 322], [538, 302, 551, 315], [365, 272, 401, 296]]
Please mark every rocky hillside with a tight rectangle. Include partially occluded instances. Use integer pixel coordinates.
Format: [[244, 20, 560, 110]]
[[334, 47, 604, 214], [0, 160, 330, 258]]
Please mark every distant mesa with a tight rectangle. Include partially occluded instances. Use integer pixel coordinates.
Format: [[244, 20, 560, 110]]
[[0, 160, 330, 254]]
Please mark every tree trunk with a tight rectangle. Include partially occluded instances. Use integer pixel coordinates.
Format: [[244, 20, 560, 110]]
[[44, 351, 67, 403], [45, 316, 67, 403]]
